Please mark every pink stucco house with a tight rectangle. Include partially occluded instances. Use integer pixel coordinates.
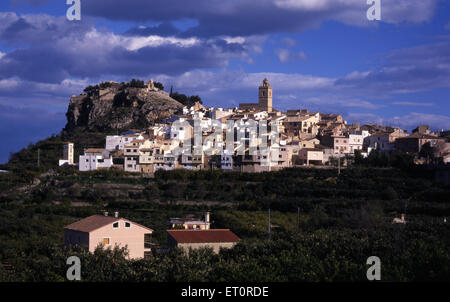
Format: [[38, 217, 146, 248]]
[[64, 212, 153, 259]]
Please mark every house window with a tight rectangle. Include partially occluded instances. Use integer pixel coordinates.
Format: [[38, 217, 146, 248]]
[[113, 222, 119, 228], [125, 222, 131, 228], [103, 238, 110, 245]]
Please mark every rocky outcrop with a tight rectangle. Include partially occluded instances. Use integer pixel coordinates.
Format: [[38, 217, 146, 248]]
[[64, 85, 183, 133]]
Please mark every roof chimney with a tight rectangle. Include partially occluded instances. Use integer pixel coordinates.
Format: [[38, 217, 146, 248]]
[[114, 211, 119, 218], [104, 212, 108, 216], [205, 212, 210, 223]]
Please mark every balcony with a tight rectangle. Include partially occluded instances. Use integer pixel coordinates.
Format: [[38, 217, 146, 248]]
[[144, 242, 154, 249]]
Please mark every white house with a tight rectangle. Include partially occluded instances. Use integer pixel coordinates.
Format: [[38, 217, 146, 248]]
[[348, 130, 369, 153], [170, 120, 193, 141], [79, 148, 113, 171], [365, 133, 394, 152], [105, 135, 124, 151]]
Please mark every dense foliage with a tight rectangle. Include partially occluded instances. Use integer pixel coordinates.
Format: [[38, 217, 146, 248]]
[[0, 167, 449, 282], [170, 92, 203, 107]]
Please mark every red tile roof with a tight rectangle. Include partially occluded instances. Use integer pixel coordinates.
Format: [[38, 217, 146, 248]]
[[167, 229, 240, 243]]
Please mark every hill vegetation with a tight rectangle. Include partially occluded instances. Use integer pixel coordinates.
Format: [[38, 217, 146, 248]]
[[0, 166, 449, 281]]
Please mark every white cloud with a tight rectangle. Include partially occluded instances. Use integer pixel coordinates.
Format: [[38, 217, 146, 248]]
[[69, 29, 200, 52], [347, 112, 450, 130], [125, 35, 200, 51], [221, 36, 246, 44], [389, 112, 450, 130], [274, 0, 331, 11], [0, 77, 21, 90], [346, 112, 384, 125], [275, 48, 307, 63], [392, 101, 435, 107], [156, 69, 334, 91], [282, 37, 296, 47], [275, 0, 438, 25]]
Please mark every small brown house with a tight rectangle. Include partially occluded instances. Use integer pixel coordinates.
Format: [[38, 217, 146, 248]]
[[167, 229, 240, 253]]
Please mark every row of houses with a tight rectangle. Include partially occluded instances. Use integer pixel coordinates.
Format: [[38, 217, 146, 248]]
[[64, 212, 239, 259], [69, 124, 447, 173], [59, 78, 450, 171]]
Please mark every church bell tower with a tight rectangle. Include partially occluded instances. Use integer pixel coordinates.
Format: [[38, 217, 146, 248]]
[[259, 78, 272, 112]]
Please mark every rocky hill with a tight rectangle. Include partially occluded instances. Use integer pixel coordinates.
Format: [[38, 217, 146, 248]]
[[64, 83, 184, 133], [3, 82, 185, 170]]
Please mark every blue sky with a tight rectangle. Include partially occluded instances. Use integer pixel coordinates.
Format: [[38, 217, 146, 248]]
[[0, 0, 449, 163]]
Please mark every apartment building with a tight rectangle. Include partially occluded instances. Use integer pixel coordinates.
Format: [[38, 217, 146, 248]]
[[124, 139, 145, 173]]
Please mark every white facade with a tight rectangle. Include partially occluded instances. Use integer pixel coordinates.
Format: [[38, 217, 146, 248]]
[[79, 150, 113, 171], [123, 134, 144, 147], [348, 130, 369, 153], [106, 136, 124, 151], [170, 123, 192, 141], [106, 134, 145, 151], [365, 135, 393, 151]]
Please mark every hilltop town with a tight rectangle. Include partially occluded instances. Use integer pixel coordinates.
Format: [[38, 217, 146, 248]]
[[58, 78, 450, 173], [1, 77, 449, 282]]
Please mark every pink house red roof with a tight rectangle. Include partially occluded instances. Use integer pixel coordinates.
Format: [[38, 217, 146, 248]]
[[167, 229, 240, 243]]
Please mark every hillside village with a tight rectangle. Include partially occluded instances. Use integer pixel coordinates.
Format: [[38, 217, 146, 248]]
[[1, 77, 449, 281], [59, 78, 450, 173]]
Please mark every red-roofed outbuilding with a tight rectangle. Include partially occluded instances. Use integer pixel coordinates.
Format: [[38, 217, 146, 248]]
[[167, 229, 240, 253]]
